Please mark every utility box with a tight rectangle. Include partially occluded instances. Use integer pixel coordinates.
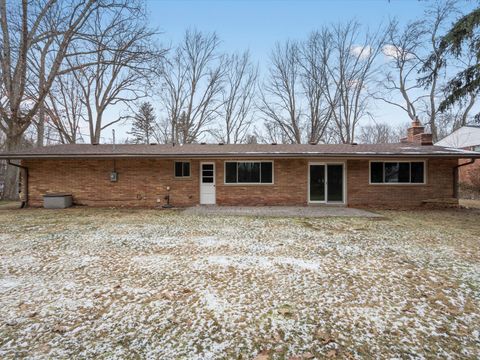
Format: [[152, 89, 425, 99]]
[[43, 193, 73, 209], [110, 171, 118, 182]]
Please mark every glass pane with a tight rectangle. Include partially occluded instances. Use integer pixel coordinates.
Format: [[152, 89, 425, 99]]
[[309, 165, 325, 201], [398, 163, 410, 183], [411, 162, 424, 183], [327, 165, 343, 202], [203, 164, 213, 171], [238, 162, 260, 183], [261, 162, 273, 183], [225, 162, 237, 183], [370, 162, 383, 183], [385, 162, 400, 183], [183, 162, 190, 177], [202, 177, 213, 183], [175, 162, 183, 177], [202, 170, 214, 176]]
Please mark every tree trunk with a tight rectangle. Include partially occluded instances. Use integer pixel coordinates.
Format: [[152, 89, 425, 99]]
[[36, 106, 45, 147], [2, 133, 22, 200]]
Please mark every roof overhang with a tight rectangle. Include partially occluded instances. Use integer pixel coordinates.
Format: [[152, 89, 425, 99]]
[[2, 152, 480, 160]]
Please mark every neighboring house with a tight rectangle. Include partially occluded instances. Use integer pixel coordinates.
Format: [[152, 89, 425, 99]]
[[1, 120, 479, 208], [436, 125, 480, 192]]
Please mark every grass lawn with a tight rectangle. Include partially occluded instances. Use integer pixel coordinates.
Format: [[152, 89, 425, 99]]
[[0, 208, 479, 359], [0, 201, 21, 210]]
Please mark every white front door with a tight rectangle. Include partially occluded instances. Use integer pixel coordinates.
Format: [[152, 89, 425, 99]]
[[200, 162, 216, 204]]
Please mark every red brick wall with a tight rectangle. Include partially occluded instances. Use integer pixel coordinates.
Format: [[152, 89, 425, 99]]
[[459, 159, 480, 189], [214, 159, 307, 206], [24, 158, 308, 207], [347, 159, 457, 208], [24, 159, 200, 207], [23, 157, 457, 208]]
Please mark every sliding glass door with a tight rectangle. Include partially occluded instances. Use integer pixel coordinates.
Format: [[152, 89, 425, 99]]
[[309, 165, 325, 201], [309, 163, 344, 203]]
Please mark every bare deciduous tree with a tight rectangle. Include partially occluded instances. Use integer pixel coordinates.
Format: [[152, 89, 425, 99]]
[[0, 0, 124, 199], [259, 41, 303, 144], [67, 7, 164, 144], [43, 73, 85, 144], [376, 1, 476, 141], [374, 19, 427, 120], [260, 22, 386, 144], [358, 123, 399, 144], [212, 51, 258, 144], [160, 29, 225, 144], [300, 30, 334, 143], [323, 21, 387, 144]]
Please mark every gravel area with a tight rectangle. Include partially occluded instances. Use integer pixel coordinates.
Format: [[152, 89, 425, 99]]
[[0, 208, 479, 359], [182, 206, 382, 218]]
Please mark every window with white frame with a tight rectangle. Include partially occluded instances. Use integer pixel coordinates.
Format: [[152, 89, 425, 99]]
[[370, 161, 425, 184], [225, 161, 273, 184], [174, 161, 190, 177]]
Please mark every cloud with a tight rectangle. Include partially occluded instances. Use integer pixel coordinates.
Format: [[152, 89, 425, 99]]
[[350, 45, 372, 59], [382, 44, 415, 60]]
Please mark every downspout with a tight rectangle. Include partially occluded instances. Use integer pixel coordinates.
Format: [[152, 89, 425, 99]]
[[7, 160, 29, 208], [453, 158, 475, 199]]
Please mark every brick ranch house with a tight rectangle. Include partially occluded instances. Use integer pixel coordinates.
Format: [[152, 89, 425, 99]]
[[1, 120, 479, 208]]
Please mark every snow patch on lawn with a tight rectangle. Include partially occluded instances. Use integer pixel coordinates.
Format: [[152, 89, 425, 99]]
[[201, 287, 228, 314], [0, 277, 21, 292], [192, 236, 225, 247], [274, 257, 321, 271], [199, 255, 275, 269], [196, 255, 322, 272], [131, 255, 175, 270]]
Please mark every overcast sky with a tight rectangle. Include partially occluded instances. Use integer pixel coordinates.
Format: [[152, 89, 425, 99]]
[[101, 0, 477, 143]]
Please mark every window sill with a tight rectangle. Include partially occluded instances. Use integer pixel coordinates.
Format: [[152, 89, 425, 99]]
[[369, 183, 427, 186], [223, 183, 275, 186]]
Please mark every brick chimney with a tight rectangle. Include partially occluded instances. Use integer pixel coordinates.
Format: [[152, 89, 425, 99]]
[[400, 117, 433, 145]]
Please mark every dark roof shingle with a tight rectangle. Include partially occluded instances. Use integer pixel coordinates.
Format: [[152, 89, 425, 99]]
[[0, 143, 479, 159]]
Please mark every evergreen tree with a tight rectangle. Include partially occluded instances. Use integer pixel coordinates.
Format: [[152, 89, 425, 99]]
[[128, 102, 157, 144], [423, 7, 480, 120]]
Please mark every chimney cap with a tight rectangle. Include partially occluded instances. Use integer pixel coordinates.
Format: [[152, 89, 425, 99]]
[[412, 116, 422, 127]]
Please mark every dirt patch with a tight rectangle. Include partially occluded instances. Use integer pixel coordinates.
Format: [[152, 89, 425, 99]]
[[460, 199, 480, 209], [0, 201, 22, 210]]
